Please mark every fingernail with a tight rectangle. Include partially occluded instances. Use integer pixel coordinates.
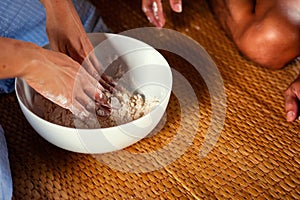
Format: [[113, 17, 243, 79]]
[[174, 3, 182, 12], [286, 111, 295, 121]]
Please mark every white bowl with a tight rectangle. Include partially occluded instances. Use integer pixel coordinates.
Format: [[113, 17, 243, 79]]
[[15, 33, 172, 154]]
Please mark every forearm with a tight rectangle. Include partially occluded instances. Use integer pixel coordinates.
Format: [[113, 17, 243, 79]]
[[40, 0, 84, 34], [0, 37, 38, 79], [40, 0, 74, 14]]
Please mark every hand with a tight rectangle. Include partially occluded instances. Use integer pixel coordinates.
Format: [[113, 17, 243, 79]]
[[42, 0, 92, 64], [142, 0, 182, 28], [41, 0, 115, 91], [284, 76, 300, 122], [23, 47, 111, 119]]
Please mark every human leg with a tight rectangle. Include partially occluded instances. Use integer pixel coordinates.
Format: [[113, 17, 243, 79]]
[[209, 0, 300, 69]]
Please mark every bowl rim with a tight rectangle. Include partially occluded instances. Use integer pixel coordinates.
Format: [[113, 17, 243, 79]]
[[15, 78, 171, 131]]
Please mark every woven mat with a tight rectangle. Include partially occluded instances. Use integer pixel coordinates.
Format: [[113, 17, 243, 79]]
[[1, 0, 300, 199]]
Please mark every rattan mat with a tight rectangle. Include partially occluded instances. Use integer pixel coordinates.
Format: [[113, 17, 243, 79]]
[[0, 0, 299, 199]]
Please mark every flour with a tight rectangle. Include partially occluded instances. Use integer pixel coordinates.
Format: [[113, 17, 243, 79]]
[[93, 89, 159, 128], [33, 88, 159, 129]]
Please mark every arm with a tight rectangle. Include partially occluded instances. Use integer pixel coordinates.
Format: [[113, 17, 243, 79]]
[[40, 0, 92, 64], [0, 38, 35, 79], [0, 37, 110, 118], [40, 0, 115, 91]]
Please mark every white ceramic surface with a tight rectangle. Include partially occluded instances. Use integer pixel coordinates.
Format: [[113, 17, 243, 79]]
[[15, 33, 173, 154]]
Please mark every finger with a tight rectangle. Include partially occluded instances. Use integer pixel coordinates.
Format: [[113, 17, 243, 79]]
[[102, 73, 117, 87], [142, 0, 165, 27], [284, 93, 298, 122], [83, 53, 118, 91], [81, 86, 109, 113], [82, 57, 101, 80], [99, 78, 117, 93], [89, 52, 103, 75], [75, 83, 111, 118], [284, 84, 300, 122], [82, 74, 111, 106], [81, 91, 111, 115], [153, 0, 165, 27], [94, 92, 111, 117], [169, 0, 182, 12], [89, 53, 118, 87], [68, 100, 91, 120], [83, 63, 116, 93], [142, 6, 161, 27], [84, 75, 112, 110]]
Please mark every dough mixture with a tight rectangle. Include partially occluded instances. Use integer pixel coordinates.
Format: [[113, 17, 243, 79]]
[[33, 85, 159, 129]]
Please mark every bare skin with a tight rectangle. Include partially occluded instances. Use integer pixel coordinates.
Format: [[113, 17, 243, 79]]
[[0, 0, 112, 118], [142, 0, 300, 122], [142, 0, 182, 28], [209, 0, 300, 69], [41, 0, 116, 95]]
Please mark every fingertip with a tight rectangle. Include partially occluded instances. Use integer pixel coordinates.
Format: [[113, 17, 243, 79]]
[[153, 17, 165, 28], [286, 111, 296, 122], [142, 6, 149, 13], [95, 82, 105, 91], [147, 16, 153, 23], [152, 20, 163, 28], [157, 20, 165, 28], [69, 103, 88, 119], [172, 3, 182, 12]]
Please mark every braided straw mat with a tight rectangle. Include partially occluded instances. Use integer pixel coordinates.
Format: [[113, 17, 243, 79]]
[[0, 0, 299, 199]]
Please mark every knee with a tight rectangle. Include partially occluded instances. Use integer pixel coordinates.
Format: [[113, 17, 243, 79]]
[[235, 17, 300, 70]]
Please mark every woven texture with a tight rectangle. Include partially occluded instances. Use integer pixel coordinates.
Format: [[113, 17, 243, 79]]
[[1, 0, 300, 199]]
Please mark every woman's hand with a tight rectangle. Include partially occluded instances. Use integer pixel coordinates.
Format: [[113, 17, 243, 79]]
[[40, 0, 115, 91], [0, 38, 111, 118], [142, 0, 182, 28], [41, 0, 92, 63], [284, 75, 300, 122], [23, 46, 111, 119]]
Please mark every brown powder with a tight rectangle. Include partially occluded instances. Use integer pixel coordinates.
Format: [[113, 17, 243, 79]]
[[33, 58, 160, 128], [33, 89, 159, 129]]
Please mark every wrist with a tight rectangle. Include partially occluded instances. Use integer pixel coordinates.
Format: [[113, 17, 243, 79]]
[[40, 0, 74, 16], [41, 0, 82, 34], [20, 42, 44, 79], [0, 38, 41, 79]]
